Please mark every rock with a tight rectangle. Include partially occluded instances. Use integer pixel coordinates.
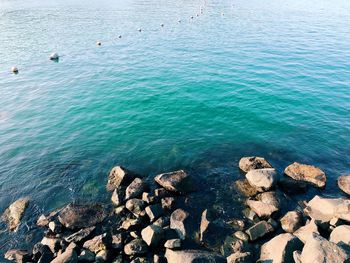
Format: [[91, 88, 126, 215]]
[[221, 236, 247, 257], [234, 231, 249, 242], [145, 204, 163, 222], [41, 236, 61, 253], [260, 233, 303, 263], [154, 188, 173, 198], [330, 225, 350, 246], [154, 170, 194, 193], [78, 250, 95, 262], [124, 239, 148, 256], [111, 188, 125, 206], [130, 257, 150, 263], [126, 199, 147, 217], [239, 157, 272, 173], [65, 226, 95, 243], [242, 208, 259, 222], [280, 211, 303, 233], [199, 209, 227, 248], [32, 243, 53, 262], [2, 198, 29, 231], [121, 217, 142, 231], [113, 255, 123, 263], [126, 178, 147, 200], [294, 219, 319, 244], [164, 239, 181, 249], [227, 252, 253, 263], [246, 191, 280, 218], [338, 175, 350, 195], [300, 233, 350, 262], [154, 216, 170, 228], [51, 243, 78, 263], [165, 249, 226, 263], [245, 168, 277, 192], [284, 162, 326, 188], [111, 233, 123, 250], [278, 176, 308, 194], [227, 219, 245, 231], [49, 220, 62, 233], [245, 221, 274, 241], [161, 197, 175, 210], [95, 249, 109, 262], [37, 214, 50, 227], [83, 233, 111, 254], [141, 224, 164, 247], [170, 209, 190, 240], [154, 254, 166, 263], [58, 203, 107, 229], [234, 179, 259, 197], [4, 249, 31, 262], [106, 166, 136, 191]]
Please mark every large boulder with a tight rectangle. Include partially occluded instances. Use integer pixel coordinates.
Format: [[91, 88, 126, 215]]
[[245, 221, 274, 241], [106, 166, 136, 191], [141, 224, 164, 247], [154, 170, 194, 193], [245, 168, 277, 192], [58, 203, 107, 229], [280, 211, 303, 233], [284, 162, 326, 188], [246, 191, 280, 218], [239, 157, 272, 173], [329, 225, 350, 246], [294, 219, 319, 244], [2, 198, 29, 231], [338, 175, 350, 195], [165, 249, 226, 263], [300, 233, 350, 262], [260, 233, 303, 263], [170, 209, 190, 240], [125, 178, 147, 200]]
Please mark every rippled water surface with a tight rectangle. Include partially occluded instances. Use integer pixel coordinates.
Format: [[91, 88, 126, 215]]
[[1, 0, 350, 253]]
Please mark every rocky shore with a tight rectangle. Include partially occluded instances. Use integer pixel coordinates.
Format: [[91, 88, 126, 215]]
[[2, 157, 350, 263]]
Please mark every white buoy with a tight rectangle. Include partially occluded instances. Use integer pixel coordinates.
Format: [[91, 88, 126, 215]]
[[138, 28, 142, 32], [11, 66, 18, 74], [49, 52, 59, 60], [97, 41, 102, 46]]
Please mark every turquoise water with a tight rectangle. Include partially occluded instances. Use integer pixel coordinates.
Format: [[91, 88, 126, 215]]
[[1, 0, 350, 252]]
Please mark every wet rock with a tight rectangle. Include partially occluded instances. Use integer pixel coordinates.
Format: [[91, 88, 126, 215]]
[[284, 162, 326, 188], [37, 214, 50, 227], [239, 157, 272, 173], [124, 239, 148, 256], [170, 209, 190, 240], [165, 249, 226, 263], [246, 191, 280, 218], [161, 197, 175, 210], [245, 168, 277, 192], [294, 219, 319, 244], [141, 224, 164, 247], [78, 249, 95, 262], [300, 233, 350, 262], [126, 199, 147, 217], [280, 211, 303, 233], [221, 236, 247, 257], [51, 243, 78, 263], [41, 236, 61, 254], [235, 180, 259, 197], [107, 166, 136, 191], [83, 233, 111, 254], [154, 216, 170, 228], [227, 252, 253, 263], [260, 233, 303, 263], [278, 176, 308, 194], [154, 170, 194, 193], [32, 243, 53, 263], [234, 231, 249, 242], [330, 225, 350, 246], [111, 233, 123, 250], [2, 197, 29, 231], [65, 226, 95, 243], [242, 208, 259, 222], [164, 239, 181, 249], [338, 175, 350, 195], [245, 221, 274, 241], [111, 187, 125, 206], [126, 178, 147, 200], [154, 188, 173, 198], [227, 219, 245, 231], [5, 249, 31, 263], [58, 203, 107, 229], [145, 204, 163, 222], [199, 209, 227, 248]]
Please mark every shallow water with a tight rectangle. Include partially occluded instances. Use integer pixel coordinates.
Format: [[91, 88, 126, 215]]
[[0, 0, 350, 253]]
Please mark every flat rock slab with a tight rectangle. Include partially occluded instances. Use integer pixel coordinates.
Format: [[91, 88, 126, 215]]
[[165, 249, 226, 263], [284, 162, 326, 188], [154, 170, 194, 193], [58, 203, 107, 229], [239, 156, 273, 173], [338, 175, 350, 195], [2, 198, 29, 231]]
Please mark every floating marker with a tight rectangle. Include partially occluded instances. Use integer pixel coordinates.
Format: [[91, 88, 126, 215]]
[[49, 52, 59, 61], [97, 41, 102, 46], [11, 66, 18, 74]]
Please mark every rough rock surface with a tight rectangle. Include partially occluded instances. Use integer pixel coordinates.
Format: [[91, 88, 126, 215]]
[[111, 188, 125, 206], [199, 209, 227, 248], [284, 162, 326, 188], [260, 233, 303, 263], [51, 243, 78, 263], [246, 192, 280, 218], [294, 219, 319, 244], [245, 221, 274, 241], [58, 203, 107, 229], [235, 179, 259, 197], [2, 198, 29, 231], [329, 225, 350, 245], [227, 251, 253, 263], [125, 178, 147, 200], [124, 239, 148, 256], [280, 211, 303, 233], [239, 157, 272, 173], [4, 249, 31, 262], [164, 239, 181, 249], [65, 226, 95, 243], [165, 249, 226, 263], [141, 224, 164, 247], [245, 168, 277, 192], [170, 208, 190, 240], [338, 175, 350, 195], [154, 170, 193, 193], [83, 233, 110, 253], [106, 166, 136, 191], [126, 199, 147, 217]]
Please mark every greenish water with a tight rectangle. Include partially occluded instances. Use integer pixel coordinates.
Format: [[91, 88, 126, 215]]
[[0, 0, 350, 252]]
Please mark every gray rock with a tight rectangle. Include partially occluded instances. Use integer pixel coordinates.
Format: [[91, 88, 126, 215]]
[[227, 252, 253, 263], [280, 211, 303, 233], [245, 168, 277, 192], [2, 197, 29, 231], [338, 175, 350, 195], [300, 233, 350, 262], [170, 209, 190, 240], [106, 166, 136, 191], [4, 249, 31, 263], [239, 157, 272, 173], [58, 203, 107, 229], [154, 170, 194, 193], [124, 239, 148, 256], [294, 219, 319, 244], [245, 221, 274, 241], [330, 225, 350, 246], [126, 178, 147, 200], [111, 188, 125, 206], [141, 224, 164, 247], [165, 249, 226, 263], [260, 233, 303, 263], [145, 204, 163, 222], [78, 249, 95, 262], [126, 198, 147, 217], [284, 162, 326, 188], [164, 239, 181, 249], [65, 226, 95, 243], [246, 191, 280, 218], [235, 179, 259, 197]]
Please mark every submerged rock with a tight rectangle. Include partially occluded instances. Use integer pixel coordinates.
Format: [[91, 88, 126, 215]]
[[284, 162, 326, 188], [245, 168, 277, 192], [245, 221, 274, 241], [165, 249, 225, 263], [235, 179, 259, 197], [280, 211, 303, 233], [154, 170, 194, 193], [239, 157, 272, 173], [58, 203, 107, 229], [107, 166, 136, 191], [2, 197, 29, 231], [338, 175, 350, 195]]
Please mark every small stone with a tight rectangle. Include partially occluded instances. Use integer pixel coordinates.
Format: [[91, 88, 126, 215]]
[[145, 204, 164, 222], [96, 249, 109, 262], [164, 239, 181, 249], [2, 197, 29, 231], [107, 166, 136, 191], [126, 199, 146, 217], [161, 197, 175, 210], [245, 168, 277, 192], [235, 179, 259, 197], [4, 249, 31, 263], [245, 221, 274, 241], [227, 219, 245, 231], [294, 219, 319, 244], [65, 226, 95, 243], [284, 162, 326, 188], [142, 192, 152, 203], [330, 225, 350, 245], [280, 211, 303, 233], [170, 209, 190, 240], [234, 231, 249, 242], [37, 214, 49, 227], [154, 170, 194, 193], [338, 175, 350, 195], [111, 188, 125, 206], [126, 178, 147, 200], [141, 224, 164, 247], [78, 249, 95, 262], [114, 206, 125, 215], [124, 239, 148, 256], [239, 156, 272, 173], [227, 251, 253, 263]]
